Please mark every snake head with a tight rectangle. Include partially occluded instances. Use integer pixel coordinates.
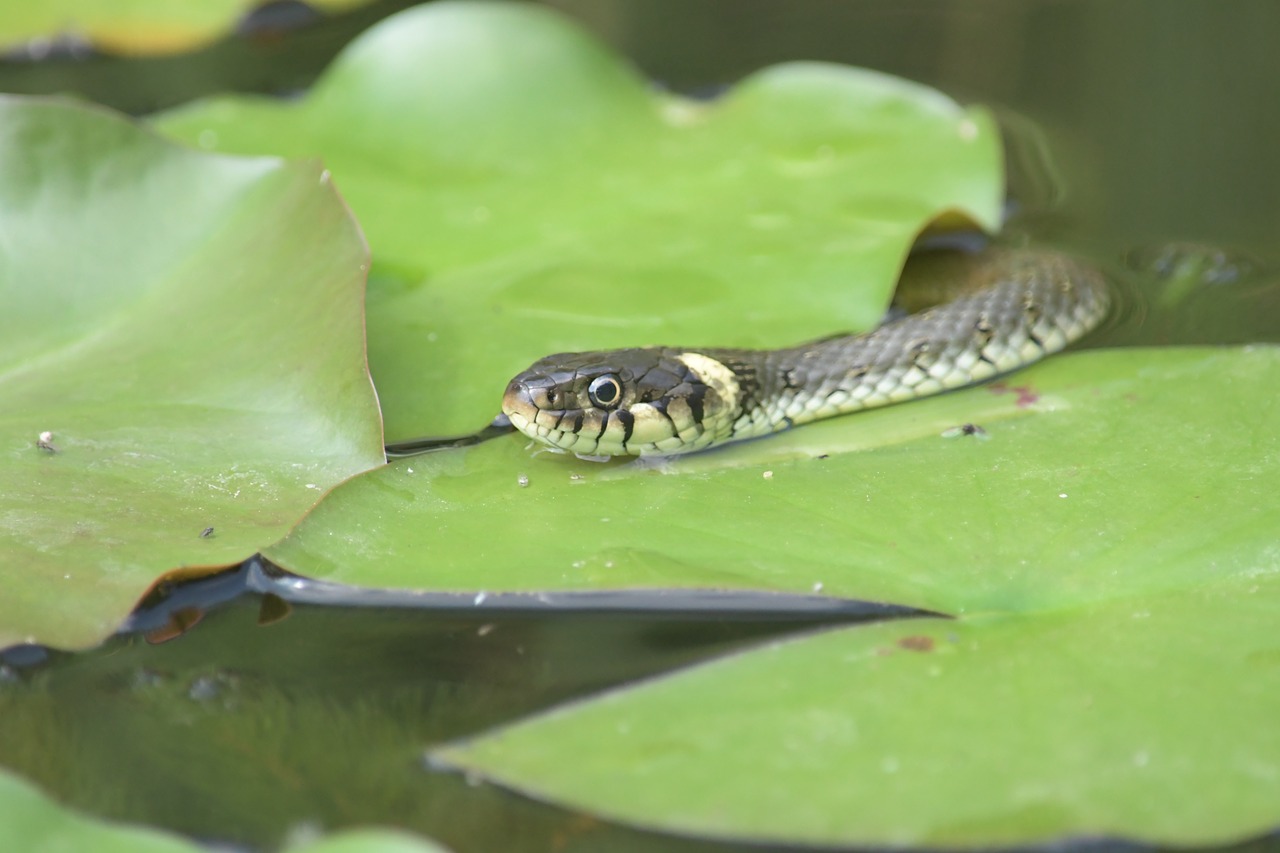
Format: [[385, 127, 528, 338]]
[[501, 347, 742, 457]]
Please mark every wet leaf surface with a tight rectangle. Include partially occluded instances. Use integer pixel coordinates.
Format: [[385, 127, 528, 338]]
[[265, 346, 1279, 618], [0, 98, 383, 648]]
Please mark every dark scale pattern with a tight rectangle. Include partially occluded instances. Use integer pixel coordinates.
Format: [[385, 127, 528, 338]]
[[690, 249, 1109, 441]]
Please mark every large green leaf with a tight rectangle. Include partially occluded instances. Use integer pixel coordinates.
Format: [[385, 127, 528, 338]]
[[156, 0, 1004, 440], [269, 343, 1280, 846], [0, 767, 451, 852], [263, 346, 1279, 616], [437, 572, 1280, 848], [0, 98, 383, 649]]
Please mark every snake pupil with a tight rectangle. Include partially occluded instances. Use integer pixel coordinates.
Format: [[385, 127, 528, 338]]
[[587, 375, 622, 409]]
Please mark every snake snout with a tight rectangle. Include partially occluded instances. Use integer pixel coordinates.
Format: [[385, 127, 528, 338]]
[[501, 378, 535, 419]]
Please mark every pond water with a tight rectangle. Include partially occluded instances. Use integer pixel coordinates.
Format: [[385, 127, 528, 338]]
[[1, 1, 1277, 851]]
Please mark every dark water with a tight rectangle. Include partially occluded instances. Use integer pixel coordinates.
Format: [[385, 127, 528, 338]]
[[1, 1, 1278, 851], [0, 560, 921, 852]]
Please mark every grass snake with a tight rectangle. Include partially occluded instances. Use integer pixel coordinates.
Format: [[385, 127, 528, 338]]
[[501, 247, 1110, 458]]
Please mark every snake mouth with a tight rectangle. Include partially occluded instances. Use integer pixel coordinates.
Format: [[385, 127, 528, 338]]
[[502, 379, 571, 449]]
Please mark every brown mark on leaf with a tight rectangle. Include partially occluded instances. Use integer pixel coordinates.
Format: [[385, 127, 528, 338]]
[[897, 635, 935, 652], [988, 381, 1039, 407]]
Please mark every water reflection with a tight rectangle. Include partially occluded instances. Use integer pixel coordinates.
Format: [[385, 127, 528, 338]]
[[0, 559, 930, 851]]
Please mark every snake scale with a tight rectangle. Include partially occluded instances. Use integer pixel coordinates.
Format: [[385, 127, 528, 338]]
[[500, 248, 1110, 458]]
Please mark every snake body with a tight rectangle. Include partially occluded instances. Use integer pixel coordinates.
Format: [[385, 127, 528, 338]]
[[501, 248, 1109, 457]]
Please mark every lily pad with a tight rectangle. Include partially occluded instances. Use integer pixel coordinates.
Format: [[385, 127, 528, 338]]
[[155, 0, 1004, 440], [0, 767, 451, 852], [0, 1, 371, 55], [264, 345, 1280, 617], [437, 571, 1280, 849], [0, 97, 383, 649]]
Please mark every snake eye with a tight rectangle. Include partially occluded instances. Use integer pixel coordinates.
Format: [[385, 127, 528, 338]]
[[587, 374, 623, 409]]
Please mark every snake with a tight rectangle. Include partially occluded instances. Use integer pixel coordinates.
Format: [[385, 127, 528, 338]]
[[500, 247, 1110, 458]]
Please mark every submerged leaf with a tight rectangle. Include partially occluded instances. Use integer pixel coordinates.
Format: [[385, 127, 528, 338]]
[[0, 768, 451, 852]]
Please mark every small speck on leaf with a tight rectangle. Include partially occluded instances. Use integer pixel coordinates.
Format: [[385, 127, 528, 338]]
[[942, 423, 988, 439], [897, 635, 935, 652]]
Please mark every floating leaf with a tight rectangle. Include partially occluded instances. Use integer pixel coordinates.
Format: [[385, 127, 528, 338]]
[[438, 571, 1280, 848], [156, 0, 1003, 440], [0, 97, 382, 649], [265, 346, 1280, 617]]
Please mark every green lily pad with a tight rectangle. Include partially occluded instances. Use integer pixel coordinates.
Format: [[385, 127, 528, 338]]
[[0, 97, 383, 650], [264, 345, 1279, 617], [0, 1, 371, 55], [155, 0, 1004, 440], [437, 571, 1280, 848], [0, 767, 451, 852]]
